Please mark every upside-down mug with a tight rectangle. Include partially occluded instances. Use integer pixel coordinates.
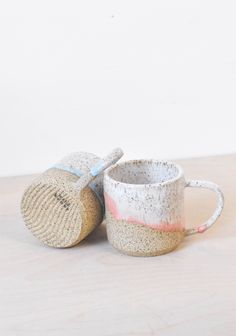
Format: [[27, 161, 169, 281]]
[[104, 159, 224, 256], [21, 148, 123, 248]]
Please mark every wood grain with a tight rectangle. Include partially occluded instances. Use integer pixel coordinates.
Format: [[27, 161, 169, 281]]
[[0, 155, 236, 336]]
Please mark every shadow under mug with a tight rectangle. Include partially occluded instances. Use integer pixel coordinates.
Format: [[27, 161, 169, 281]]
[[104, 160, 224, 256]]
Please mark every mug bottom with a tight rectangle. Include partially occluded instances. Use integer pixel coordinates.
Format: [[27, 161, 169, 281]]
[[21, 171, 103, 248], [106, 211, 185, 257]]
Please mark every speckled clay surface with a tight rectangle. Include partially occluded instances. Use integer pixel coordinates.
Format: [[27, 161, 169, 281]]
[[106, 210, 185, 256], [104, 160, 224, 257], [21, 149, 123, 248]]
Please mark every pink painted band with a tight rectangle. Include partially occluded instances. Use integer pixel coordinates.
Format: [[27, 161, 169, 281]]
[[104, 192, 184, 232]]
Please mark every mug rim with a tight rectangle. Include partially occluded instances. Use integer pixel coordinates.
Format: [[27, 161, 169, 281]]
[[104, 159, 184, 187]]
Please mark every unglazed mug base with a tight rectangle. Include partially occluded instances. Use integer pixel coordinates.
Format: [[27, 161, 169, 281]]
[[21, 168, 103, 248], [106, 210, 185, 257], [21, 149, 123, 248]]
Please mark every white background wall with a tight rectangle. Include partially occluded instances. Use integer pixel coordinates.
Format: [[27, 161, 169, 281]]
[[0, 0, 235, 177]]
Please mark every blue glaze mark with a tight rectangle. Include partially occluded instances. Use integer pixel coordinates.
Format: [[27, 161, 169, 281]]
[[90, 160, 105, 177]]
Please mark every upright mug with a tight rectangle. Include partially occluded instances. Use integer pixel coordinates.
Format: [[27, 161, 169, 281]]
[[104, 160, 224, 256]]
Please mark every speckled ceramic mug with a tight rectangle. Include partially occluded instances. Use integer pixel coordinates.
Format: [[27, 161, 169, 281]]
[[104, 160, 224, 256], [21, 148, 123, 248]]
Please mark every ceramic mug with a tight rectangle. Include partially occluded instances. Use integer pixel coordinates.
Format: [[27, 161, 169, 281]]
[[104, 160, 224, 256], [21, 148, 123, 248]]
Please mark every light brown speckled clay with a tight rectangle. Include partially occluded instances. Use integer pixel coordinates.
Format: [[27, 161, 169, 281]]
[[21, 149, 123, 248], [106, 210, 185, 256]]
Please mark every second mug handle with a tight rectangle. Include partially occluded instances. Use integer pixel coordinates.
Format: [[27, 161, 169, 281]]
[[185, 180, 224, 236], [75, 148, 124, 192]]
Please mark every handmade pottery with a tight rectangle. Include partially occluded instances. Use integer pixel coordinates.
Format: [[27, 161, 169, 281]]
[[21, 148, 123, 248], [104, 159, 224, 256]]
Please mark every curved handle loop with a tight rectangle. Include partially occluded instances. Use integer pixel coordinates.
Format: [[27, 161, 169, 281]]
[[185, 180, 224, 236]]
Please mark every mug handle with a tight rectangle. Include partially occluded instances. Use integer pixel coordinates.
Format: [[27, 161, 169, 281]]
[[75, 148, 124, 192], [185, 180, 224, 236]]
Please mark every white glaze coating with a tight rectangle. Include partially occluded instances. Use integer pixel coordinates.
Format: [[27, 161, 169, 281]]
[[185, 180, 224, 235], [104, 160, 185, 229]]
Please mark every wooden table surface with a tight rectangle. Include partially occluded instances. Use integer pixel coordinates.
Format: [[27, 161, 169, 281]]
[[0, 155, 236, 336]]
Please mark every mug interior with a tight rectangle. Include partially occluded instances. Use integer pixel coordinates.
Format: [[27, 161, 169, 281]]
[[107, 160, 181, 185]]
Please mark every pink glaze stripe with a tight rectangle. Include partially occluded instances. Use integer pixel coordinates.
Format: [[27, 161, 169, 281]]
[[104, 192, 185, 232], [198, 225, 207, 233]]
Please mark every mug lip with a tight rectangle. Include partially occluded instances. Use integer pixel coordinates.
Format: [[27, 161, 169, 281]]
[[104, 159, 184, 187]]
